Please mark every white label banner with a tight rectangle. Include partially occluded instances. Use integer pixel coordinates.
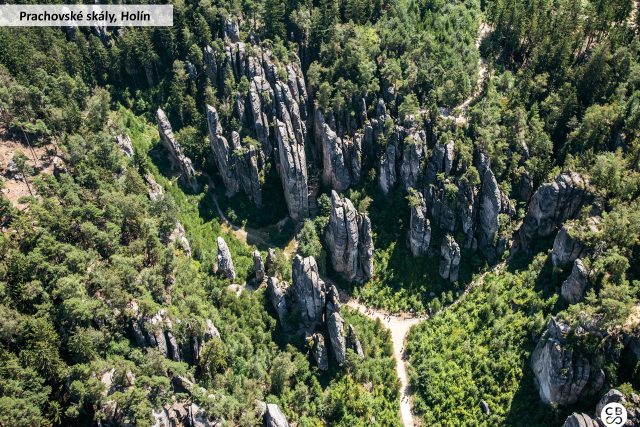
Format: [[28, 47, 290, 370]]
[[0, 4, 173, 27]]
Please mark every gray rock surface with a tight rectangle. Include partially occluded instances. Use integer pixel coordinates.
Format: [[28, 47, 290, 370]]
[[216, 237, 235, 280], [316, 112, 362, 191], [519, 173, 593, 250], [206, 105, 240, 197], [561, 413, 599, 427], [408, 192, 431, 256], [265, 403, 289, 427], [595, 389, 626, 416], [235, 143, 263, 207], [328, 312, 347, 366], [379, 143, 397, 195], [325, 191, 374, 283], [275, 119, 309, 221], [116, 134, 134, 157], [169, 222, 191, 257], [561, 259, 590, 304], [312, 333, 329, 371], [439, 235, 461, 282], [531, 318, 598, 406], [347, 324, 364, 358], [267, 276, 289, 327], [292, 255, 326, 330], [400, 131, 426, 191], [253, 250, 265, 283], [552, 225, 587, 268], [156, 108, 198, 191], [478, 167, 501, 261]]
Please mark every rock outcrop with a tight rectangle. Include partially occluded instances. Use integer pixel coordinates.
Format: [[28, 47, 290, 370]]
[[316, 110, 361, 191], [265, 403, 289, 427], [253, 250, 265, 283], [379, 143, 397, 195], [292, 255, 326, 330], [408, 192, 431, 256], [561, 259, 590, 304], [311, 333, 329, 371], [347, 324, 364, 358], [234, 142, 263, 207], [519, 173, 594, 250], [206, 105, 240, 197], [561, 413, 599, 427], [552, 225, 587, 268], [116, 134, 134, 157], [275, 119, 309, 221], [156, 108, 198, 191], [169, 222, 192, 257], [478, 166, 502, 262], [267, 276, 289, 327], [328, 312, 347, 366], [439, 235, 461, 282], [399, 131, 426, 191], [325, 191, 374, 283], [531, 318, 603, 406], [216, 237, 235, 280]]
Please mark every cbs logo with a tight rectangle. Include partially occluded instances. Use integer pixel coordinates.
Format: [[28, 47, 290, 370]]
[[601, 402, 628, 427]]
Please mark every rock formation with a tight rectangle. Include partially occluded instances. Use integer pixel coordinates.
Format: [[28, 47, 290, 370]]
[[561, 413, 599, 427], [328, 312, 347, 366], [169, 222, 192, 257], [531, 318, 604, 406], [234, 142, 263, 207], [267, 276, 289, 327], [275, 118, 309, 221], [439, 235, 461, 282], [478, 166, 502, 261], [561, 259, 590, 304], [253, 250, 265, 283], [552, 217, 599, 268], [206, 105, 240, 197], [116, 134, 134, 157], [347, 324, 364, 358], [519, 173, 594, 250], [312, 333, 329, 371], [325, 191, 374, 283], [408, 192, 431, 256], [156, 108, 198, 191], [216, 237, 235, 280], [379, 143, 397, 195], [399, 131, 426, 191], [265, 403, 289, 427], [292, 255, 326, 330]]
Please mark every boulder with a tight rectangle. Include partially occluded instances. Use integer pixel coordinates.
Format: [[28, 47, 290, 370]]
[[169, 222, 191, 257], [156, 109, 198, 191], [325, 191, 374, 283], [439, 235, 461, 282], [265, 403, 289, 427], [519, 173, 594, 250], [311, 333, 329, 371], [328, 312, 347, 366], [408, 192, 431, 256], [531, 318, 600, 406], [216, 237, 235, 280], [480, 400, 490, 416], [595, 389, 626, 416], [561, 413, 599, 427], [561, 259, 590, 304], [552, 225, 587, 268], [292, 255, 326, 330]]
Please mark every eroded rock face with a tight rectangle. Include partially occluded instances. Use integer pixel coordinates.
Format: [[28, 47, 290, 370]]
[[156, 108, 198, 191], [235, 142, 263, 207], [216, 237, 235, 280], [561, 259, 590, 304], [253, 250, 265, 283], [292, 255, 326, 330], [325, 191, 374, 283], [312, 333, 329, 371], [265, 403, 290, 427], [116, 134, 134, 157], [379, 143, 397, 195], [206, 105, 240, 197], [408, 192, 431, 256], [595, 389, 626, 416], [328, 312, 347, 366], [531, 318, 601, 406], [519, 173, 594, 250], [561, 413, 599, 427], [478, 167, 501, 261], [275, 119, 309, 222], [267, 277, 289, 327], [552, 225, 587, 268], [439, 235, 461, 282], [347, 324, 364, 358], [169, 222, 192, 257], [400, 131, 426, 191]]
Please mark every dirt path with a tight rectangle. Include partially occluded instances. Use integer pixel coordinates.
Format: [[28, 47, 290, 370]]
[[438, 22, 491, 125], [345, 300, 424, 427]]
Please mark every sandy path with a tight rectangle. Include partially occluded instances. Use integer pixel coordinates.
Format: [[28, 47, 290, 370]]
[[346, 300, 424, 427]]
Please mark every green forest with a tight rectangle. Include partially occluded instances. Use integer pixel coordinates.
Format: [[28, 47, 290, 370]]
[[0, 0, 639, 426]]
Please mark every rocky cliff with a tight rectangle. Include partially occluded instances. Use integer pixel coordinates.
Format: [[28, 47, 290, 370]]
[[156, 108, 199, 191]]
